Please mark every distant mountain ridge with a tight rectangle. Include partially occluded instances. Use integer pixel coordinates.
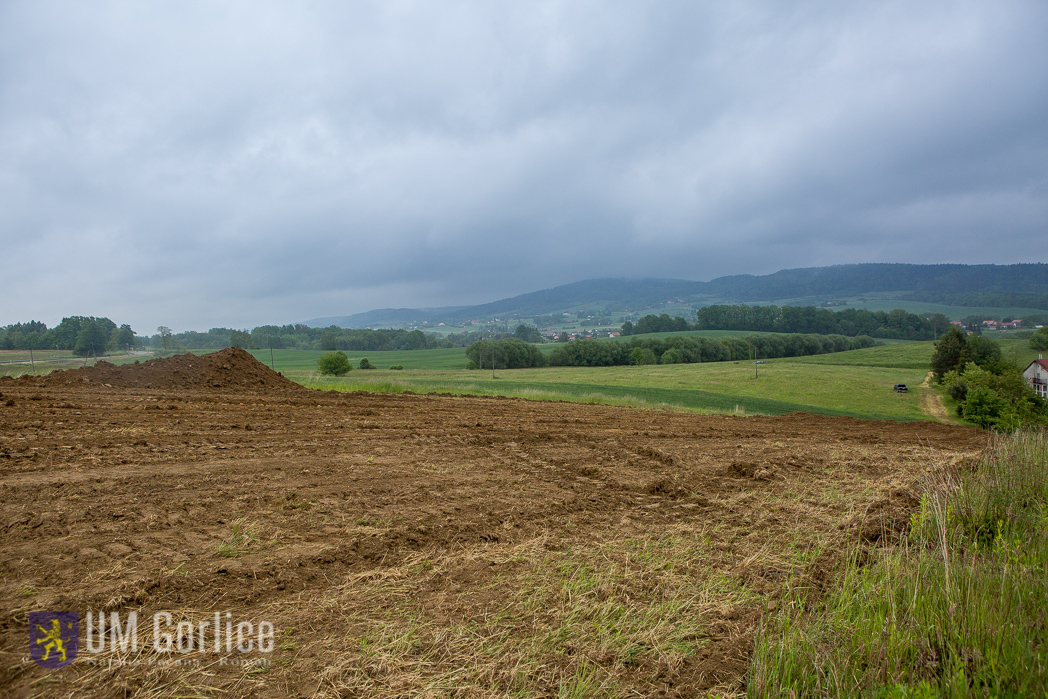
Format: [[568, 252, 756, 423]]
[[704, 263, 1048, 300], [304, 263, 1048, 328]]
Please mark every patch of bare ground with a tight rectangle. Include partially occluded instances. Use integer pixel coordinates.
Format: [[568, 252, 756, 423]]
[[918, 371, 952, 423], [0, 354, 986, 697]]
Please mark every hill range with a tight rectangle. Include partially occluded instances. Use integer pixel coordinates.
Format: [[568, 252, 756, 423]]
[[304, 263, 1048, 329]]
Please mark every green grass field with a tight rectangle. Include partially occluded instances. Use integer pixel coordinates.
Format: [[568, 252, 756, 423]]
[[244, 347, 470, 372], [14, 337, 1033, 423], [292, 344, 933, 421], [0, 349, 77, 364], [0, 350, 135, 377], [0, 342, 940, 421], [784, 341, 935, 369]]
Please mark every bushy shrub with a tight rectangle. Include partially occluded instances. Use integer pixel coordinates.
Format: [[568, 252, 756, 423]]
[[317, 351, 352, 376], [962, 387, 1011, 428]]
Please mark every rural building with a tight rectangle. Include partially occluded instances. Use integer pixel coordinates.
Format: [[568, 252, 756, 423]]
[[1024, 358, 1048, 399]]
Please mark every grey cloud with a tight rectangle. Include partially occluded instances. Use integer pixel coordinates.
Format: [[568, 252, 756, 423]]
[[2, 1, 1047, 331]]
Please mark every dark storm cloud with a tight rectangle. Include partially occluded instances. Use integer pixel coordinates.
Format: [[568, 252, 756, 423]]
[[2, 1, 1046, 331]]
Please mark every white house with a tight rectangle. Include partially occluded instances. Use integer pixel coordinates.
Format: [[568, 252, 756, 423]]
[[1024, 357, 1048, 399]]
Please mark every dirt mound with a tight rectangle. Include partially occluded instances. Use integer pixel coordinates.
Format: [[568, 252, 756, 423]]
[[30, 347, 306, 392]]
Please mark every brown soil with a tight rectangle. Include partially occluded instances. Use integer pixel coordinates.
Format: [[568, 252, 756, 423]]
[[0, 353, 987, 698], [29, 347, 305, 393]]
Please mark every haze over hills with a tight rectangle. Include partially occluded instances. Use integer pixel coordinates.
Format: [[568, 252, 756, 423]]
[[304, 263, 1048, 329]]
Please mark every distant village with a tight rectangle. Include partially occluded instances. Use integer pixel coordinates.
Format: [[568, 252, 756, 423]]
[[952, 318, 1042, 332]]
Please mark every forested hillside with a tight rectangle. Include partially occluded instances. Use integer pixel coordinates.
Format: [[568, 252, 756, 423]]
[[306, 263, 1048, 329]]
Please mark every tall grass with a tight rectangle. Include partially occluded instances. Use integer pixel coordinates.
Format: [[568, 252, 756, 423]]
[[749, 429, 1048, 697]]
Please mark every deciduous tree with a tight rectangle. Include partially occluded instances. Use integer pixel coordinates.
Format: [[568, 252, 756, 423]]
[[317, 351, 352, 376], [932, 326, 968, 381]]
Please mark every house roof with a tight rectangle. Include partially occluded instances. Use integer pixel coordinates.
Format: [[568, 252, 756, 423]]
[[1026, 359, 1048, 372]]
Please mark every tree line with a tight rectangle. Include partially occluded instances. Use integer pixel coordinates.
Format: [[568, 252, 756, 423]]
[[4, 318, 515, 355], [695, 305, 940, 339], [0, 317, 138, 357], [620, 305, 947, 340], [146, 325, 488, 352], [466, 333, 877, 369]]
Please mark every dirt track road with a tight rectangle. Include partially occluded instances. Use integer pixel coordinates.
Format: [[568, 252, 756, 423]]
[[919, 371, 952, 422]]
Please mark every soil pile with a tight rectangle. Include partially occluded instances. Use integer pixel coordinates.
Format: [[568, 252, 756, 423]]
[[30, 347, 305, 392]]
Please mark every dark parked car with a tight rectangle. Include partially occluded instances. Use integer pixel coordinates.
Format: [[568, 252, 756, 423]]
[[894, 383, 908, 393]]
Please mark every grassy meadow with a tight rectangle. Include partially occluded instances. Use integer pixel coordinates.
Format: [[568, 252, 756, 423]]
[[4, 335, 1036, 423], [298, 358, 929, 421], [782, 341, 937, 369], [0, 350, 122, 377], [276, 336, 1041, 423], [245, 347, 470, 372], [282, 340, 951, 422]]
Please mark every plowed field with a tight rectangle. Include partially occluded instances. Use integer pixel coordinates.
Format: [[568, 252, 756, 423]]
[[0, 350, 986, 697]]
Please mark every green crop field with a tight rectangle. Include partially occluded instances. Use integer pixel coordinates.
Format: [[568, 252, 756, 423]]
[[292, 343, 934, 421]]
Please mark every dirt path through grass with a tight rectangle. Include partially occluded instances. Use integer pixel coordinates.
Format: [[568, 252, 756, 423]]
[[918, 371, 951, 422]]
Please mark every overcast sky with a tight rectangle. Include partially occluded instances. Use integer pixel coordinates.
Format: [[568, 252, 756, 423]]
[[2, 1, 1047, 332]]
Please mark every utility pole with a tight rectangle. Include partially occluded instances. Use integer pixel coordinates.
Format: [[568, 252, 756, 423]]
[[29, 347, 35, 375], [754, 345, 758, 379]]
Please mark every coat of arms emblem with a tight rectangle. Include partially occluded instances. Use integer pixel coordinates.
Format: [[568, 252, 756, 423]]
[[29, 612, 78, 669]]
